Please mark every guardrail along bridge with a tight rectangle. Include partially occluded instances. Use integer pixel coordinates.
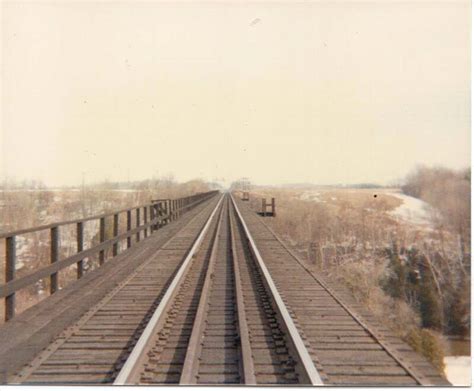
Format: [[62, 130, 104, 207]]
[[0, 192, 450, 385]]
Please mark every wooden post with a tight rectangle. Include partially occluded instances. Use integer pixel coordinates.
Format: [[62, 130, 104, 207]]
[[113, 213, 119, 256], [150, 205, 155, 232], [136, 208, 140, 242], [166, 199, 171, 224], [5, 236, 16, 321], [99, 217, 106, 265], [271, 198, 276, 217], [143, 207, 148, 238], [127, 210, 132, 248], [50, 227, 59, 294], [77, 222, 84, 279]]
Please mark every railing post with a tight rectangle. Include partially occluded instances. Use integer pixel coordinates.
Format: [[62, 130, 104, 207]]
[[77, 222, 84, 279], [5, 236, 16, 321], [113, 213, 119, 256], [143, 207, 148, 238], [150, 205, 155, 233], [50, 227, 59, 294], [156, 203, 161, 228], [99, 217, 106, 265], [127, 210, 132, 248], [271, 198, 276, 217], [136, 208, 140, 242], [167, 199, 171, 224]]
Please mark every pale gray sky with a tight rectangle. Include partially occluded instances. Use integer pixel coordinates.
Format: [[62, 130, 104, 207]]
[[1, 1, 470, 187]]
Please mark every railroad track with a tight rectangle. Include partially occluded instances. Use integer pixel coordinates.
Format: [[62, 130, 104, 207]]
[[11, 194, 223, 384], [114, 194, 321, 385], [233, 195, 450, 386], [8, 192, 449, 386]]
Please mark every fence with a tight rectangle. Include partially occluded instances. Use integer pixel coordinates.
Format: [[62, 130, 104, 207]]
[[0, 190, 219, 322]]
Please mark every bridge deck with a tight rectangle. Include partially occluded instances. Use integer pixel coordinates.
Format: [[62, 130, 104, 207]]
[[0, 196, 219, 383], [0, 193, 450, 386]]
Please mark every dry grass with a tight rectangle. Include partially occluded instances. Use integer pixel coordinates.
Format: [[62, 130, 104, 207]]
[[238, 185, 468, 375]]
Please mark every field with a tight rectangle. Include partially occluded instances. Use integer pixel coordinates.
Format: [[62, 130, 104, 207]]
[[242, 185, 470, 382]]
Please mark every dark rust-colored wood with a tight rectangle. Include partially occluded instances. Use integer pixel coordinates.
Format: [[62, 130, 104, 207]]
[[113, 214, 119, 256], [136, 209, 140, 242], [149, 206, 155, 232], [76, 222, 84, 279], [99, 217, 106, 266], [126, 211, 132, 249], [259, 198, 276, 217], [5, 236, 16, 321], [143, 207, 148, 238], [166, 199, 171, 223], [50, 227, 59, 294]]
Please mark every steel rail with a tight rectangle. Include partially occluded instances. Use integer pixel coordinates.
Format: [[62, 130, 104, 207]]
[[228, 198, 257, 385], [10, 194, 222, 384], [179, 198, 226, 384], [113, 194, 224, 385], [252, 207, 434, 386], [230, 194, 324, 386]]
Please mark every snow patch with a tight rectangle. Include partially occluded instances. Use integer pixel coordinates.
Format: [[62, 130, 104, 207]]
[[385, 191, 433, 226], [299, 191, 324, 202], [444, 356, 471, 386]]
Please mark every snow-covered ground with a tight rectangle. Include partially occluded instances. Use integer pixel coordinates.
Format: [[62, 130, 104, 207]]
[[383, 190, 433, 226], [444, 356, 471, 386], [299, 191, 324, 202]]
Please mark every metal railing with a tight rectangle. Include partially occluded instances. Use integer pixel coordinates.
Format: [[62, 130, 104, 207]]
[[0, 190, 219, 322]]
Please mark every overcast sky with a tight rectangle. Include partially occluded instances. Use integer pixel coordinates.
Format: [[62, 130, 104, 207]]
[[1, 1, 470, 187]]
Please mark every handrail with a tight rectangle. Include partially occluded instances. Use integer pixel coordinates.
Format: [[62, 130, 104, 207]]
[[1, 190, 219, 322], [0, 191, 216, 239]]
